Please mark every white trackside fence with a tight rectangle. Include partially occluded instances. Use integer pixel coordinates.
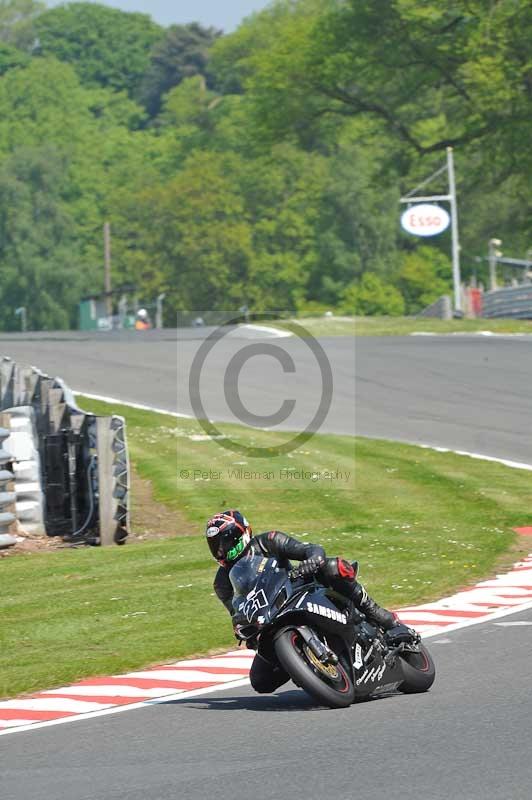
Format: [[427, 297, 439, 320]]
[[0, 357, 130, 546]]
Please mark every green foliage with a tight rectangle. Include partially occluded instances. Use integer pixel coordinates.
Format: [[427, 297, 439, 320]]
[[0, 0, 44, 47], [0, 146, 84, 330], [227, 0, 531, 271], [353, 273, 405, 316], [295, 299, 337, 317], [0, 57, 94, 149], [34, 2, 163, 96], [397, 246, 452, 313], [0, 39, 28, 74], [140, 23, 221, 117], [0, 0, 529, 328]]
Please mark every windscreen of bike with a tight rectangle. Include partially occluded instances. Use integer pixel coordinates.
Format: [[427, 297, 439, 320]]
[[230, 553, 290, 623]]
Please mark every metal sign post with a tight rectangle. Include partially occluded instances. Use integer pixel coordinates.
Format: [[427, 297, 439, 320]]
[[400, 147, 462, 313], [14, 306, 27, 333], [486, 241, 532, 290], [488, 238, 502, 290]]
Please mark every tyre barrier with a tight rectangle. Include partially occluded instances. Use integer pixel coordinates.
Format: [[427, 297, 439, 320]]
[[0, 357, 130, 546], [0, 421, 17, 548]]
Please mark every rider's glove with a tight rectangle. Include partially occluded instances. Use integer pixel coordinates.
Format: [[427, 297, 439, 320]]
[[298, 554, 325, 577], [234, 623, 246, 643], [233, 617, 258, 650], [232, 613, 247, 642]]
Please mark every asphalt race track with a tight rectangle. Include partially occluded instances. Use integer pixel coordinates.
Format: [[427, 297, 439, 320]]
[[4, 609, 532, 800], [2, 330, 532, 458], [2, 330, 532, 799], [0, 328, 356, 436], [355, 335, 532, 463]]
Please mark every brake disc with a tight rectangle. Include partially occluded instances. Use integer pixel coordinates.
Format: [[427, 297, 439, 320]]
[[303, 644, 339, 679]]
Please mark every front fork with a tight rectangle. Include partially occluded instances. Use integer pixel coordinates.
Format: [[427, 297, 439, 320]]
[[288, 625, 339, 666]]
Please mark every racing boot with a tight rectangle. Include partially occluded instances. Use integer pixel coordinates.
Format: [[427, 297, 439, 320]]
[[357, 591, 397, 631], [357, 589, 417, 644]]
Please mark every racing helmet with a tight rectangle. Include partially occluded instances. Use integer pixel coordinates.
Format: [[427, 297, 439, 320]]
[[206, 510, 252, 566]]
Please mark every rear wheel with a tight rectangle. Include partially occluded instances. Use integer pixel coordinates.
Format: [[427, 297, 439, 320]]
[[274, 628, 355, 708], [398, 644, 435, 693]]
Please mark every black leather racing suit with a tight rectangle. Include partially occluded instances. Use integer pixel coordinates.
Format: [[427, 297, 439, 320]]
[[213, 530, 395, 694]]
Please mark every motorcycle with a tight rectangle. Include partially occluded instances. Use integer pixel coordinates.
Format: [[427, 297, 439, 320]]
[[232, 554, 435, 708]]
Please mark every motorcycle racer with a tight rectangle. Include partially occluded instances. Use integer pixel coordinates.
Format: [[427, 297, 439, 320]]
[[206, 510, 410, 694]]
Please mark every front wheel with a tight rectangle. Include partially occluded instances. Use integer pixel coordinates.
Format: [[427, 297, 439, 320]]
[[274, 628, 355, 708], [398, 644, 436, 693]]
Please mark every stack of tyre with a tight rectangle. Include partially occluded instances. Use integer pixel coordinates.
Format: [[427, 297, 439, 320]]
[[0, 423, 16, 549]]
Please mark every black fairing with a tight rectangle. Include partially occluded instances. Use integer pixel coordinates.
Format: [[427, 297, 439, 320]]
[[231, 556, 404, 696]]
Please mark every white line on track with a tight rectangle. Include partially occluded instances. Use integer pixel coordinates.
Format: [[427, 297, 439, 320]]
[[74, 391, 532, 476], [73, 391, 192, 419], [238, 324, 293, 338], [416, 443, 532, 472], [410, 331, 532, 338], [0, 679, 252, 737]]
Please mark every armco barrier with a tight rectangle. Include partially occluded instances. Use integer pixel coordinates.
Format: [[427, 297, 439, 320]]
[[0, 358, 129, 546], [483, 285, 532, 319], [416, 295, 452, 320]]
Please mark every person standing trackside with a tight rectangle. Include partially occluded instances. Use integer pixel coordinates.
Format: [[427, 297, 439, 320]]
[[135, 308, 151, 330]]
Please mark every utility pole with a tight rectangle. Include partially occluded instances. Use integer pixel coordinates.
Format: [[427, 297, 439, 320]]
[[446, 148, 461, 313], [488, 238, 502, 291], [155, 293, 166, 330], [104, 221, 112, 316]]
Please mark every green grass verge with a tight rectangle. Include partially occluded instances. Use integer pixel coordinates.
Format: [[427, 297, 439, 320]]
[[270, 316, 355, 337], [1, 398, 531, 698], [268, 315, 532, 337]]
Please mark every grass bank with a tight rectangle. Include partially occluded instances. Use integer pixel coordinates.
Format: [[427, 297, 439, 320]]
[[1, 399, 531, 698], [269, 315, 532, 337]]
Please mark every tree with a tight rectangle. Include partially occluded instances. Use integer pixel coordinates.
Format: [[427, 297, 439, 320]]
[[310, 119, 400, 304], [34, 2, 163, 96], [0, 57, 94, 152], [0, 0, 44, 47], [140, 23, 221, 117], [0, 0, 527, 328], [208, 0, 321, 96], [396, 246, 452, 314], [114, 151, 254, 312], [0, 146, 86, 330], [242, 0, 532, 159], [354, 273, 405, 316], [0, 55, 155, 316], [215, 0, 531, 293], [0, 40, 29, 75]]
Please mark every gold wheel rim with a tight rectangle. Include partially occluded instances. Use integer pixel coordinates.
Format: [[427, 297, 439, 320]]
[[303, 644, 339, 679]]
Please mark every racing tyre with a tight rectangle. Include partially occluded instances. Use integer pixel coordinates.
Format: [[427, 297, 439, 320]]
[[398, 644, 435, 693], [274, 628, 355, 708]]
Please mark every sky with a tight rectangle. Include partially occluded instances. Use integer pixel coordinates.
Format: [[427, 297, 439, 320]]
[[47, 1, 272, 31]]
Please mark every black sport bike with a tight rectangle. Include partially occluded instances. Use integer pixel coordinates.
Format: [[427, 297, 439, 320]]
[[233, 554, 435, 708]]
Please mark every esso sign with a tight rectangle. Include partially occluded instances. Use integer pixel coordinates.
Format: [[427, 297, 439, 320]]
[[401, 204, 450, 237]]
